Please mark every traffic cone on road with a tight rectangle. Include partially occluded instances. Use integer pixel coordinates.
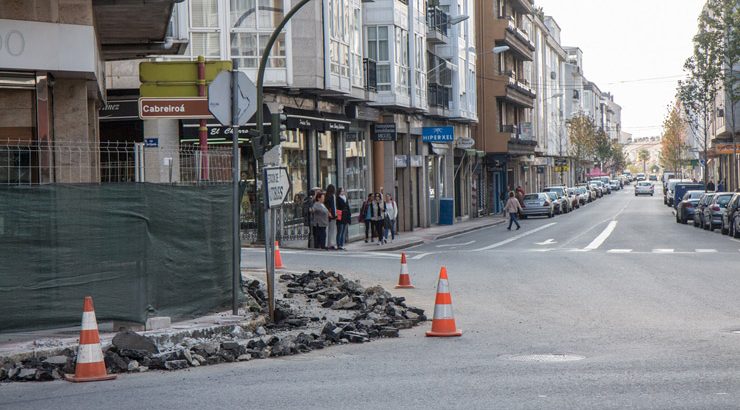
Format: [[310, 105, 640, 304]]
[[65, 296, 116, 382], [426, 267, 462, 337], [274, 241, 285, 270], [395, 253, 414, 289]]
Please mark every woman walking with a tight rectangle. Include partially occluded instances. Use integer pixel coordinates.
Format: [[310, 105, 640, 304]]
[[382, 193, 398, 243], [325, 184, 338, 250], [359, 193, 374, 243], [371, 193, 385, 244], [335, 187, 351, 250], [504, 191, 522, 231], [310, 191, 329, 249]]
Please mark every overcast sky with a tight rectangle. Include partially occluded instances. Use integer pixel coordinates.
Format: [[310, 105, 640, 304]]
[[533, 0, 705, 138]]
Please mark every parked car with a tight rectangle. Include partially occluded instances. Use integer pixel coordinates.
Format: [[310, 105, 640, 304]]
[[566, 188, 582, 209], [636, 173, 646, 181], [675, 190, 705, 224], [694, 193, 716, 228], [543, 186, 571, 213], [649, 174, 658, 181], [521, 193, 555, 218], [571, 187, 588, 206], [634, 181, 654, 196], [702, 193, 734, 231], [598, 177, 613, 193], [590, 180, 608, 195], [576, 184, 597, 202], [665, 179, 692, 206], [672, 183, 704, 208], [545, 191, 568, 214], [723, 193, 740, 238], [609, 180, 621, 191]]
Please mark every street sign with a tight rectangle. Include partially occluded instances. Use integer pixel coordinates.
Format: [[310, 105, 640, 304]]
[[208, 70, 257, 127], [139, 60, 232, 97], [138, 97, 212, 119], [144, 138, 159, 148], [422, 126, 454, 143], [455, 137, 475, 149], [263, 167, 291, 209]]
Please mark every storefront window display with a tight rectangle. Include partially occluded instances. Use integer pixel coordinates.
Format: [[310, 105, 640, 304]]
[[281, 129, 309, 227], [344, 132, 367, 237], [317, 130, 337, 188]]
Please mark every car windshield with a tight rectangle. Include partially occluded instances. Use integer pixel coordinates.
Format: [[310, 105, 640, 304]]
[[523, 194, 539, 201], [546, 192, 558, 200], [684, 191, 703, 200], [717, 195, 732, 206]]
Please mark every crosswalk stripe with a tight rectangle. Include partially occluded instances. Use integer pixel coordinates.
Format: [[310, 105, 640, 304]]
[[652, 249, 674, 253], [695, 249, 718, 253]]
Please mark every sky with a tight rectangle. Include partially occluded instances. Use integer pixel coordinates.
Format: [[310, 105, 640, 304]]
[[533, 0, 706, 138]]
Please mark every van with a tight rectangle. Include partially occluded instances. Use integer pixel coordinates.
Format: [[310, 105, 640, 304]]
[[673, 183, 704, 209]]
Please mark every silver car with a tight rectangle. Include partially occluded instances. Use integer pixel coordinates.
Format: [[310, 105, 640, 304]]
[[635, 181, 654, 196], [520, 193, 555, 218]]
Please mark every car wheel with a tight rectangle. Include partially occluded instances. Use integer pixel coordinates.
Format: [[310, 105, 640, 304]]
[[521, 215, 528, 219], [548, 211, 554, 218], [721, 222, 728, 235], [733, 219, 740, 238], [676, 214, 681, 224]]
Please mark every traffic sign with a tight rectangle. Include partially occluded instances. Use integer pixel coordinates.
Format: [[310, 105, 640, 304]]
[[139, 60, 232, 97], [208, 70, 257, 127], [263, 167, 291, 209], [138, 97, 212, 119]]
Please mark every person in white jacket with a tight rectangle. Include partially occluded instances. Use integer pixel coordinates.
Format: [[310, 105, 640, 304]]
[[382, 193, 398, 244]]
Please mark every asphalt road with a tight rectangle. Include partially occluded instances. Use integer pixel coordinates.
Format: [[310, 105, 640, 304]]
[[3, 185, 740, 409]]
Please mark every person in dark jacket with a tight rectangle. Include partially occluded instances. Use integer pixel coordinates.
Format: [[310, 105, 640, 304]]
[[359, 193, 374, 243], [325, 184, 337, 250], [707, 180, 716, 191], [310, 192, 329, 250], [335, 187, 352, 250]]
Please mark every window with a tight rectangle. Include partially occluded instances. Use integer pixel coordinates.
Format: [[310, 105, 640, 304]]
[[329, 0, 351, 77], [415, 34, 425, 100], [230, 0, 286, 68], [395, 27, 409, 95], [367, 26, 391, 91], [188, 0, 221, 58], [351, 8, 363, 87], [344, 133, 367, 236], [191, 0, 219, 28]]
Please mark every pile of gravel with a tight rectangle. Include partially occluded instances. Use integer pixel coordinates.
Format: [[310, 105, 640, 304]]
[[0, 270, 425, 382]]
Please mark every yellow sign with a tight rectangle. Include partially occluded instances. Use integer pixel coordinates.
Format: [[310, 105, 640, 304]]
[[139, 60, 232, 97], [555, 166, 570, 172]]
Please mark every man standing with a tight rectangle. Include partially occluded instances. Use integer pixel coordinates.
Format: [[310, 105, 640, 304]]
[[707, 179, 716, 191], [504, 191, 522, 231]]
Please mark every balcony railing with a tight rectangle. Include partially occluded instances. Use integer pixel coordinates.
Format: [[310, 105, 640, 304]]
[[501, 124, 518, 134], [426, 7, 449, 36], [363, 58, 377, 92], [428, 83, 451, 109]]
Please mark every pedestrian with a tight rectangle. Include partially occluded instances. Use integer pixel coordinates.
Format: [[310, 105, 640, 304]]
[[371, 193, 385, 244], [310, 191, 329, 250], [359, 193, 374, 243], [335, 187, 351, 250], [707, 179, 715, 191], [500, 186, 511, 215], [718, 179, 725, 192], [325, 184, 337, 250], [303, 187, 320, 248], [515, 186, 525, 207], [504, 191, 522, 231], [383, 193, 398, 243]]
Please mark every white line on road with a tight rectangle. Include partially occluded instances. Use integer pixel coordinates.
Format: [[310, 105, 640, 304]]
[[472, 223, 557, 251], [607, 249, 633, 253], [411, 252, 434, 260], [535, 238, 557, 246], [436, 240, 475, 248], [695, 249, 718, 253], [583, 221, 618, 251], [653, 249, 674, 253]]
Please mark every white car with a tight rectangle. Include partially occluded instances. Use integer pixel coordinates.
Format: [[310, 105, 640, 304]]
[[635, 181, 654, 196]]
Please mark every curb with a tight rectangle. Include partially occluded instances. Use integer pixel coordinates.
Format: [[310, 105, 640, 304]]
[[433, 219, 506, 240]]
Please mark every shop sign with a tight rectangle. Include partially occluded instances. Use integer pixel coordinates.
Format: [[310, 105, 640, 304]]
[[139, 97, 212, 119], [287, 116, 322, 130], [422, 126, 454, 143], [373, 123, 397, 141], [394, 155, 409, 168], [144, 138, 159, 148], [455, 137, 475, 149], [325, 120, 350, 132], [410, 155, 424, 167], [180, 121, 251, 140], [520, 122, 533, 140], [99, 99, 139, 121]]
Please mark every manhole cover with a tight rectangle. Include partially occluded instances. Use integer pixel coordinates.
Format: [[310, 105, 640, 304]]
[[503, 354, 585, 363]]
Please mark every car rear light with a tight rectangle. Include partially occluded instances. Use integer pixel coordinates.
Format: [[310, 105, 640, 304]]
[[544, 201, 550, 206], [686, 203, 694, 208], [712, 205, 720, 211]]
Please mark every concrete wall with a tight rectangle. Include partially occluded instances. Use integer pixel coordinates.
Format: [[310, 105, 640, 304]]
[[53, 78, 99, 182], [0, 0, 94, 25]]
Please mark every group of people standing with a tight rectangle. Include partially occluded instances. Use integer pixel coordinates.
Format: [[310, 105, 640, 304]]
[[308, 184, 352, 250], [359, 190, 398, 245]]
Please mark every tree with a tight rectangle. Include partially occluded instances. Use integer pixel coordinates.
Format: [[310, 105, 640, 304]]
[[610, 141, 627, 174], [660, 102, 689, 177], [678, 6, 724, 187], [638, 149, 651, 174], [567, 113, 597, 181], [593, 127, 613, 171]]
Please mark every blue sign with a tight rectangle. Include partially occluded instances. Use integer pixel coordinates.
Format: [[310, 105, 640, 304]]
[[144, 138, 159, 148], [422, 126, 454, 143]]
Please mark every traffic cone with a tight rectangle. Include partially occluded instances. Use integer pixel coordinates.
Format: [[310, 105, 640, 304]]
[[65, 296, 117, 382], [395, 253, 414, 289], [426, 267, 462, 337], [274, 241, 285, 270]]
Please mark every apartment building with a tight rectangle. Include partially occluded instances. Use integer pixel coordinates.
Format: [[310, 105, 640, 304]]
[[474, 0, 536, 214]]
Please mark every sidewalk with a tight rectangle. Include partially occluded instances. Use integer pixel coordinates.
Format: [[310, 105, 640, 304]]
[[281, 215, 506, 252]]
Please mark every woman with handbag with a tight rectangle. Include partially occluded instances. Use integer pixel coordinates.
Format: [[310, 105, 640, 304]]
[[382, 193, 398, 244], [370, 193, 385, 245]]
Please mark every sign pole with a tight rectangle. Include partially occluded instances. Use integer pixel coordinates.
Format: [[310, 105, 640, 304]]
[[231, 59, 241, 315], [198, 55, 209, 181]]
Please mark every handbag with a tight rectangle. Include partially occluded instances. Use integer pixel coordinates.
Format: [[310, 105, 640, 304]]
[[383, 215, 393, 229], [336, 209, 343, 222]]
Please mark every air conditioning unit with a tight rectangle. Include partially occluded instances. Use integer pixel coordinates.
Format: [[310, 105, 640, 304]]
[[550, 71, 556, 80], [572, 90, 580, 99]]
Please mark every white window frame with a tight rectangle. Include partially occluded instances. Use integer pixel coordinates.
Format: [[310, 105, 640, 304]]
[[367, 25, 391, 91]]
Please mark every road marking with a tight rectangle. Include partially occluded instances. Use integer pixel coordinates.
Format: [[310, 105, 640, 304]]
[[583, 221, 618, 251], [529, 248, 554, 252], [411, 252, 434, 260], [607, 249, 632, 253], [653, 249, 674, 253], [472, 223, 557, 251], [436, 240, 475, 248], [695, 249, 718, 253], [535, 238, 557, 245]]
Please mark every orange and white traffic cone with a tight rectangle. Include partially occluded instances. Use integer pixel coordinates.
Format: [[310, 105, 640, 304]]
[[426, 267, 462, 337], [274, 241, 285, 270], [395, 253, 414, 289], [65, 296, 116, 382]]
